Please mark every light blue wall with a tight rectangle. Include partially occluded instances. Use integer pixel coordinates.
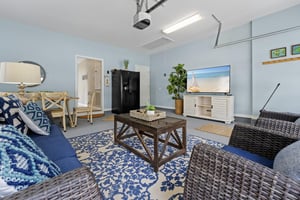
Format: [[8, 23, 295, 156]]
[[0, 19, 149, 110], [150, 5, 300, 117], [150, 24, 252, 116], [1, 5, 299, 116], [252, 5, 300, 115]]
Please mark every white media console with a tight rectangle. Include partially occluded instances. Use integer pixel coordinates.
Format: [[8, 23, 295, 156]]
[[183, 94, 234, 124]]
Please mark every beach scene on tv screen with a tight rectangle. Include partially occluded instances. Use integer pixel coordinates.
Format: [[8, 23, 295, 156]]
[[187, 65, 230, 93]]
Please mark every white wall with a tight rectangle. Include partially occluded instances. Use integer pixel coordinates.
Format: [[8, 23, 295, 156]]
[[0, 19, 149, 110]]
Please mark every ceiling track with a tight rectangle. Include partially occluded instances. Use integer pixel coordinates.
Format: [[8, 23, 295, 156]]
[[213, 14, 300, 48], [146, 0, 168, 13]]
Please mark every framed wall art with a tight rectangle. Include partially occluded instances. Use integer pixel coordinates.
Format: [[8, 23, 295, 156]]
[[270, 47, 286, 59], [291, 44, 300, 55]]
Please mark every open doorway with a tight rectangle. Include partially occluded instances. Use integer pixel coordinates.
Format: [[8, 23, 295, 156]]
[[75, 55, 104, 116], [135, 65, 150, 107]]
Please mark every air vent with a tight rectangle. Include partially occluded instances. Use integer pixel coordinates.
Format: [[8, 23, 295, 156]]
[[141, 36, 174, 49]]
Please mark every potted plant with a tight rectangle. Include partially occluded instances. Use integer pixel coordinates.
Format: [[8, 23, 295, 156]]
[[123, 59, 129, 70], [166, 63, 187, 115], [145, 104, 156, 115]]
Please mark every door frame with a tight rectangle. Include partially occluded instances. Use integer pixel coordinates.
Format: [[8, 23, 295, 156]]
[[135, 65, 150, 107], [75, 55, 104, 113]]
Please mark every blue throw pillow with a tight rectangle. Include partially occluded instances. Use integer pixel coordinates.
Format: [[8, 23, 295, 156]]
[[19, 102, 51, 135], [0, 125, 61, 198], [273, 140, 300, 182], [0, 95, 28, 134]]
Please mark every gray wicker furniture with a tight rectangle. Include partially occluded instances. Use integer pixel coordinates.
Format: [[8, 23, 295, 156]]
[[258, 109, 300, 121], [256, 110, 300, 138], [184, 123, 300, 199], [3, 166, 102, 200], [256, 117, 300, 138]]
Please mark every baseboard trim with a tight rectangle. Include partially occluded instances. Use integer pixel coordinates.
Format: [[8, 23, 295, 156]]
[[78, 113, 105, 119], [234, 114, 258, 120]]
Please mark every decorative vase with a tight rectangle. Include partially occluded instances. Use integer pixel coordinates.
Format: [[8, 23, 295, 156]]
[[147, 110, 155, 115], [175, 99, 183, 115]]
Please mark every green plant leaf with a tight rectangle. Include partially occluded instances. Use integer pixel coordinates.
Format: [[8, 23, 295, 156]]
[[166, 63, 187, 99]]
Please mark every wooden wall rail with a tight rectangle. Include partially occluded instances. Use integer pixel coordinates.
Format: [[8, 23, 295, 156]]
[[262, 56, 300, 65]]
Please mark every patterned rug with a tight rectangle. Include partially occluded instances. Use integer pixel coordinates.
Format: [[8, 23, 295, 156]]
[[69, 129, 224, 200]]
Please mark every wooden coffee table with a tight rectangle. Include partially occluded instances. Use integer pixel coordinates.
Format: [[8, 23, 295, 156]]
[[114, 113, 186, 172]]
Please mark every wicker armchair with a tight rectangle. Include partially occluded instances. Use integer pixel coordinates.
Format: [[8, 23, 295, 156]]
[[258, 109, 300, 122], [256, 110, 300, 138], [3, 167, 102, 200], [256, 117, 300, 138], [184, 123, 300, 200]]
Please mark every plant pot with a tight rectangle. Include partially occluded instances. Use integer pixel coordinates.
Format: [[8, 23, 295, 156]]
[[175, 99, 183, 115], [146, 110, 155, 115]]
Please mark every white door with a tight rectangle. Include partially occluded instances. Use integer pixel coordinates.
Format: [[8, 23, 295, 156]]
[[135, 65, 150, 107]]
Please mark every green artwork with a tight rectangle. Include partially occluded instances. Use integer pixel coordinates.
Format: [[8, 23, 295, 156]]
[[271, 47, 286, 59], [292, 44, 300, 55]]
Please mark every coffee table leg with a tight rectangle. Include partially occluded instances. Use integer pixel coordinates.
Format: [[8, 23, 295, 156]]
[[183, 124, 187, 154], [114, 116, 117, 144], [153, 133, 158, 172]]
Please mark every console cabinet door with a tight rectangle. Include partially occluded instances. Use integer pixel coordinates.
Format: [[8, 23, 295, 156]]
[[211, 96, 228, 120], [184, 95, 197, 116]]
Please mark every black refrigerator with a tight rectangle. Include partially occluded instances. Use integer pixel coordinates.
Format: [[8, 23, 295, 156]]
[[111, 69, 140, 114]]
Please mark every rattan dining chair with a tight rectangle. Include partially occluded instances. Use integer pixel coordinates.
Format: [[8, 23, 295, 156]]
[[41, 91, 68, 132], [73, 90, 98, 126]]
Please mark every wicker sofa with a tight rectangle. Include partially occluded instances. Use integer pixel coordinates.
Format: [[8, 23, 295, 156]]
[[184, 123, 300, 199], [0, 124, 102, 200], [0, 93, 102, 199], [3, 167, 101, 200]]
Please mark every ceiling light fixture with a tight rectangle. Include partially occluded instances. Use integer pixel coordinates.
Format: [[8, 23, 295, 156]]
[[162, 13, 202, 34]]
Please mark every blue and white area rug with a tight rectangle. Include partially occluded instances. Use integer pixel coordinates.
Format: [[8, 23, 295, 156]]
[[69, 129, 224, 200]]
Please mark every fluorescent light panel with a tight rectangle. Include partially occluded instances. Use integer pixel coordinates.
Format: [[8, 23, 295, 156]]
[[162, 13, 202, 34]]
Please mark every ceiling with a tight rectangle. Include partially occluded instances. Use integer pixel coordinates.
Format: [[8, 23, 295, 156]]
[[0, 0, 300, 54]]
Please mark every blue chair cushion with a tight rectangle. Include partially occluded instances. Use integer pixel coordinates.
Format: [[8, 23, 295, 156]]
[[0, 125, 61, 198], [29, 124, 81, 173], [29, 125, 77, 161], [53, 157, 82, 173], [222, 145, 274, 168]]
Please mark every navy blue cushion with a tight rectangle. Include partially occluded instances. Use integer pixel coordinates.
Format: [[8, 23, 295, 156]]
[[28, 124, 82, 174], [222, 145, 274, 168], [53, 157, 82, 173], [29, 125, 76, 161]]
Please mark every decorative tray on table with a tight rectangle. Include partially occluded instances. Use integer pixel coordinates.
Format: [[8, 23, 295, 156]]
[[129, 109, 166, 121]]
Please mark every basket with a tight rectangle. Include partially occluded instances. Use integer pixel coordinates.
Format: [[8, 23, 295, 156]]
[[129, 109, 166, 121]]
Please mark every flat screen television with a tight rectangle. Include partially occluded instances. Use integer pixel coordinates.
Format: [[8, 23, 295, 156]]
[[187, 65, 231, 94]]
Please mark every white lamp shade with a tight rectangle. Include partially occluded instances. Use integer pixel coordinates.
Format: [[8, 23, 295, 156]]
[[0, 62, 41, 85]]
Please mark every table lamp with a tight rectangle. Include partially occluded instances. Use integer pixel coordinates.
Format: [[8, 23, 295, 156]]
[[0, 62, 41, 97]]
